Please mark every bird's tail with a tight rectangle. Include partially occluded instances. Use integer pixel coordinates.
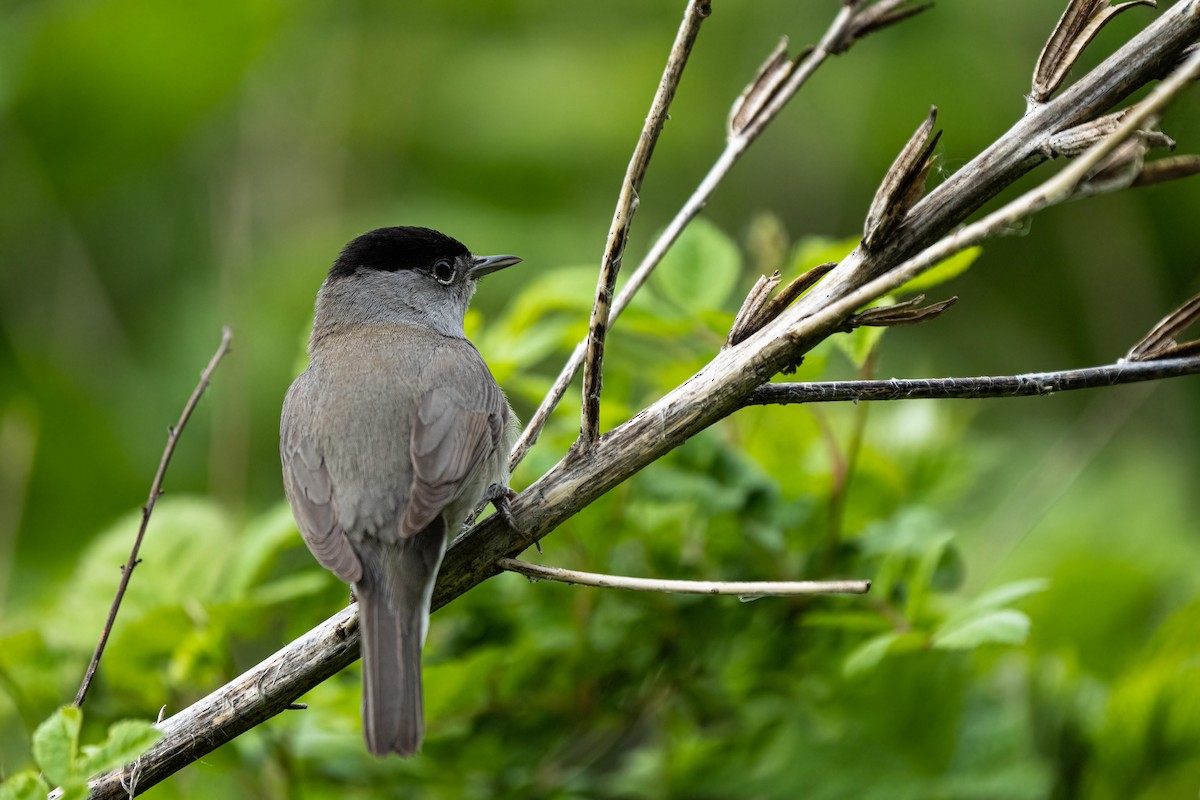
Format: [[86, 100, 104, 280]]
[[355, 520, 446, 758], [357, 578, 426, 757]]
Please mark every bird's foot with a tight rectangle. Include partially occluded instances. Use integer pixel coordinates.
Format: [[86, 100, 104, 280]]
[[484, 483, 520, 530], [477, 485, 540, 553]]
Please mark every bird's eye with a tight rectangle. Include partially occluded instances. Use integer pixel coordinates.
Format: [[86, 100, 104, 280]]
[[432, 259, 456, 284]]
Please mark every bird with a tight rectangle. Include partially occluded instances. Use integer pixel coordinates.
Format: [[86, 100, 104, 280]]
[[280, 226, 519, 756]]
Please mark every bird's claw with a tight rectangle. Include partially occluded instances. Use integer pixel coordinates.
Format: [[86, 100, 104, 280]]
[[485, 484, 520, 530], [480, 484, 540, 553]]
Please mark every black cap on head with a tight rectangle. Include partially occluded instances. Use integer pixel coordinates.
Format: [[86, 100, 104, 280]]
[[329, 226, 470, 280]]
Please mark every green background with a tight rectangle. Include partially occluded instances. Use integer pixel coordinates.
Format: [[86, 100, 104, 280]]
[[2, 1, 1199, 797]]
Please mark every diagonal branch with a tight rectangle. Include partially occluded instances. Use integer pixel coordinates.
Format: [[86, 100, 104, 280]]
[[579, 0, 712, 446], [794, 0, 1200, 322], [446, 0, 1200, 616], [780, 42, 1200, 362], [512, 0, 930, 469], [85, 604, 358, 799]]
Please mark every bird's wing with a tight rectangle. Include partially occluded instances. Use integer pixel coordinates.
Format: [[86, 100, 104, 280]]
[[402, 367, 506, 539], [281, 405, 364, 584]]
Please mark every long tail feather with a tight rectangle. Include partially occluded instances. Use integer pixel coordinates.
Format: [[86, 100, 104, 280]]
[[358, 580, 424, 756], [355, 518, 447, 757]]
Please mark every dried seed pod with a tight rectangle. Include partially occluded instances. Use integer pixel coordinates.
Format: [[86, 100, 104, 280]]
[[728, 38, 801, 138], [845, 0, 935, 46], [1030, 0, 1157, 107], [1047, 108, 1175, 158], [839, 294, 958, 332], [727, 272, 782, 348], [1126, 292, 1200, 361], [863, 106, 941, 251], [726, 262, 836, 347], [1131, 154, 1200, 188]]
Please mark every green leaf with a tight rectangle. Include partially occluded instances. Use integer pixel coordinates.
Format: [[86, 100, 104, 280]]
[[959, 578, 1050, 620], [933, 609, 1031, 650], [859, 507, 952, 558], [898, 245, 982, 293], [424, 647, 509, 721], [0, 771, 50, 800], [246, 571, 332, 607], [651, 217, 741, 312], [496, 265, 597, 333], [843, 631, 926, 677], [802, 610, 892, 633], [77, 719, 162, 776], [789, 235, 858, 273], [834, 313, 889, 367], [905, 531, 953, 623], [226, 503, 307, 598], [63, 499, 235, 636], [31, 705, 81, 786], [58, 783, 88, 800], [843, 631, 903, 677]]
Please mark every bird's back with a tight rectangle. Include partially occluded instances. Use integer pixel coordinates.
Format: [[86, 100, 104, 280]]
[[285, 323, 508, 543]]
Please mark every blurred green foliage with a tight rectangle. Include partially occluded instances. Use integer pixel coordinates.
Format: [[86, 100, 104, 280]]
[[2, 1, 1200, 798], [1, 705, 160, 800]]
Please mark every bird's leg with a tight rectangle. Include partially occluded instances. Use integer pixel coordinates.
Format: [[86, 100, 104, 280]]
[[483, 483, 520, 530], [473, 484, 540, 553]]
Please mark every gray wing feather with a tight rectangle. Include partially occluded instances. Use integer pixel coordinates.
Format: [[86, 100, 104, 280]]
[[401, 378, 505, 538], [281, 409, 364, 584]]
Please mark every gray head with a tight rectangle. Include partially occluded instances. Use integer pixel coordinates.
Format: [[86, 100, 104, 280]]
[[313, 226, 521, 340]]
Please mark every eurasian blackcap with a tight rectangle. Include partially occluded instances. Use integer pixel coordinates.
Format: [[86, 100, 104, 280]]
[[281, 226, 518, 756]]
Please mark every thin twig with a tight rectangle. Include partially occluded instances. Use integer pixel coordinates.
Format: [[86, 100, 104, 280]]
[[580, 0, 711, 446], [73, 327, 233, 708], [512, 0, 916, 469], [498, 558, 871, 596], [746, 356, 1200, 405]]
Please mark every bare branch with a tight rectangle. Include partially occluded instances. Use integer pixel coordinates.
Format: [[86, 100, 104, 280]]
[[73, 327, 232, 709], [498, 558, 871, 596], [513, 0, 924, 468], [85, 604, 359, 799], [480, 6, 1200, 606], [792, 2, 1200, 332], [745, 356, 1200, 405], [580, 0, 711, 446], [788, 37, 1200, 359]]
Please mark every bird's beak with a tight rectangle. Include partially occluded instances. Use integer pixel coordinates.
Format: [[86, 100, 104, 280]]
[[470, 254, 522, 278]]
